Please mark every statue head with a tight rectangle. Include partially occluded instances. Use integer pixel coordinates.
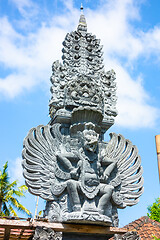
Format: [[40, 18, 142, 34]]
[[82, 123, 99, 152]]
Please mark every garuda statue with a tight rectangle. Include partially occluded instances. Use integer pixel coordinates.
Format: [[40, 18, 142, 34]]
[[22, 9, 144, 227]]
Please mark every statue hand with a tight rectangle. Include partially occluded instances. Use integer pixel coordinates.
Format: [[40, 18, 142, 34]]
[[70, 168, 78, 179], [100, 174, 109, 183], [104, 174, 109, 182]]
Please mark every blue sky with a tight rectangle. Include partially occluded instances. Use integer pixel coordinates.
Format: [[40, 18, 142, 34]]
[[0, 0, 160, 227]]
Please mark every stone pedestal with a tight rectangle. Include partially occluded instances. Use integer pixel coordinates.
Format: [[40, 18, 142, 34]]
[[32, 222, 127, 240]]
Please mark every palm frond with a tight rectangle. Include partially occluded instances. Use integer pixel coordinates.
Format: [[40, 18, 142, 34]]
[[2, 162, 8, 174], [18, 185, 28, 192], [5, 188, 26, 199], [9, 197, 31, 216], [0, 211, 5, 217], [8, 205, 18, 217], [0, 172, 8, 186], [13, 190, 25, 197], [0, 162, 9, 193], [6, 180, 18, 190], [0, 161, 31, 217], [1, 162, 9, 182], [9, 196, 20, 208], [17, 203, 32, 217], [2, 202, 10, 216]]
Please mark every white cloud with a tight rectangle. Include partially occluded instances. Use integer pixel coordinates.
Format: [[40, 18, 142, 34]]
[[142, 26, 160, 60], [0, 0, 160, 128], [10, 157, 24, 184], [86, 0, 143, 60], [115, 64, 158, 128], [0, 17, 67, 97], [10, 0, 39, 18]]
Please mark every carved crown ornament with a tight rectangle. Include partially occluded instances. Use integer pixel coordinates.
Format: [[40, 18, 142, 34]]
[[22, 8, 144, 227], [49, 9, 117, 134]]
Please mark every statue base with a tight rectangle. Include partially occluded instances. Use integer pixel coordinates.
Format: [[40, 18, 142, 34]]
[[62, 211, 112, 226], [32, 222, 127, 240]]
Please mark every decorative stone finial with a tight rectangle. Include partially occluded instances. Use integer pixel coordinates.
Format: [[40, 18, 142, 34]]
[[80, 3, 83, 13], [77, 3, 87, 32]]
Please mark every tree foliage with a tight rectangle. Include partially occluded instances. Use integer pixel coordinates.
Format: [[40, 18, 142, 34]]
[[0, 161, 31, 217], [147, 198, 160, 223], [153, 237, 160, 240]]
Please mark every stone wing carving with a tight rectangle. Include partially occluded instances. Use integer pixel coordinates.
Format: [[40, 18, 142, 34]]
[[105, 133, 144, 208], [22, 123, 70, 200]]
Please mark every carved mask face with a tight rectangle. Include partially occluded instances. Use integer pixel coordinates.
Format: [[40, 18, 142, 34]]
[[83, 129, 99, 152]]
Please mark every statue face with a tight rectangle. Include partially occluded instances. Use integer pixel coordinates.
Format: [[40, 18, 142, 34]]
[[83, 129, 99, 152]]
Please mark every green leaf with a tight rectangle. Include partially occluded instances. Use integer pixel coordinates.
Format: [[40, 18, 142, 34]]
[[0, 161, 31, 217], [38, 210, 43, 216], [148, 198, 160, 223]]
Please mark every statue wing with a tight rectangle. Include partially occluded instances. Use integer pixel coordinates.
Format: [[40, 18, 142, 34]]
[[106, 132, 144, 208], [22, 124, 70, 201]]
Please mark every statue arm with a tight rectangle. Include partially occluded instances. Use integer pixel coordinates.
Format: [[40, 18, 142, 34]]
[[103, 161, 116, 178], [56, 152, 78, 171], [101, 156, 117, 181], [101, 156, 115, 164]]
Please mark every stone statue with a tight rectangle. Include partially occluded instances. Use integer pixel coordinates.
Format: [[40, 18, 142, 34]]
[[22, 7, 143, 227], [32, 226, 62, 240]]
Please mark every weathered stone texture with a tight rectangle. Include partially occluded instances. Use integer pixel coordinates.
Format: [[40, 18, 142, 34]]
[[22, 10, 143, 229]]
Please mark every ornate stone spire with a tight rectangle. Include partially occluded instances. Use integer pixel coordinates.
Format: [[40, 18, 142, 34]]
[[77, 4, 87, 32], [49, 8, 118, 134]]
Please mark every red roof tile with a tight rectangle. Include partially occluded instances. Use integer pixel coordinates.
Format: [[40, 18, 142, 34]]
[[109, 216, 160, 239], [125, 216, 160, 239]]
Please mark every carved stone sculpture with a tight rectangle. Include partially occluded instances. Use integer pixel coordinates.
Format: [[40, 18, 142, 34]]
[[32, 226, 62, 240], [22, 9, 144, 227], [114, 231, 140, 240]]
